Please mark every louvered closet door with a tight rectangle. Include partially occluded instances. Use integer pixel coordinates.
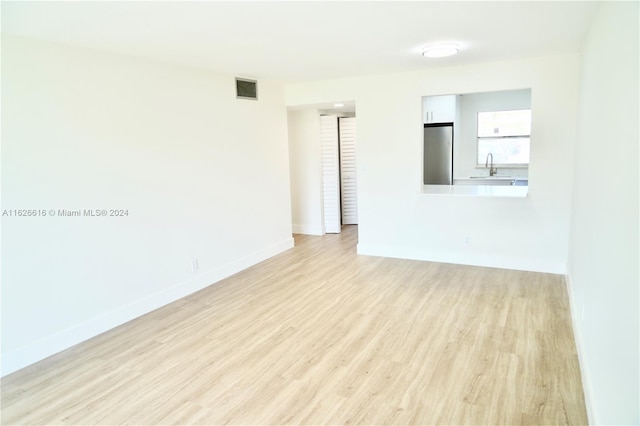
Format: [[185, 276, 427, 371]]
[[320, 115, 341, 234], [339, 117, 358, 225]]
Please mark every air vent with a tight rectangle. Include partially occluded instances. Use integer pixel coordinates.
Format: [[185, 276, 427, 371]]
[[236, 78, 257, 100]]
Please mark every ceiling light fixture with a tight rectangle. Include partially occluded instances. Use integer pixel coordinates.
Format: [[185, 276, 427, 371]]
[[334, 103, 344, 107], [421, 43, 460, 58]]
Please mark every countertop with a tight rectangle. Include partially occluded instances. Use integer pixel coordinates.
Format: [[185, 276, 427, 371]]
[[422, 184, 528, 197]]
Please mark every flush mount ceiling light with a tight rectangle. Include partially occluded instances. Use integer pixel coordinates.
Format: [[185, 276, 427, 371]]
[[421, 43, 460, 58], [334, 103, 345, 107]]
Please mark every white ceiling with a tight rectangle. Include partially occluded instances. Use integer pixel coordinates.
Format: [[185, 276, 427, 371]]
[[2, 1, 600, 82]]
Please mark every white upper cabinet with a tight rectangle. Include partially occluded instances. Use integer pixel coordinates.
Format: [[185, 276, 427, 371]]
[[423, 95, 456, 124]]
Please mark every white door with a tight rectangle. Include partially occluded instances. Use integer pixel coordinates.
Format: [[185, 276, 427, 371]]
[[339, 117, 358, 225], [320, 115, 341, 233]]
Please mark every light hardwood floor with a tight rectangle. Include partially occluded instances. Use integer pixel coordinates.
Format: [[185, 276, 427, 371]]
[[1, 226, 587, 425]]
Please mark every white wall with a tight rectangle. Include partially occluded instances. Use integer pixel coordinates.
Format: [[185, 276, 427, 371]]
[[455, 89, 531, 179], [1, 35, 294, 375], [285, 54, 580, 273], [287, 109, 323, 235], [568, 2, 639, 424]]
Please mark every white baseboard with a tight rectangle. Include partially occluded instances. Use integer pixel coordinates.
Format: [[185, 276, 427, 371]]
[[1, 237, 294, 377], [356, 243, 565, 274], [564, 273, 595, 424], [292, 223, 323, 235]]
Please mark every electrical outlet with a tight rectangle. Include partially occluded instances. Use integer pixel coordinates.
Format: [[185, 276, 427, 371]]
[[191, 259, 199, 272], [464, 236, 471, 246]]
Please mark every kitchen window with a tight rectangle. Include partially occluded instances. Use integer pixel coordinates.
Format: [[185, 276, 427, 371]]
[[477, 109, 531, 166]]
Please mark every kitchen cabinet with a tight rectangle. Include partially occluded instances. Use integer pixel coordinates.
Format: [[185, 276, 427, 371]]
[[423, 95, 456, 124]]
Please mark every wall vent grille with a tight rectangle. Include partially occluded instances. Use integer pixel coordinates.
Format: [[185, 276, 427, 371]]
[[236, 78, 257, 100]]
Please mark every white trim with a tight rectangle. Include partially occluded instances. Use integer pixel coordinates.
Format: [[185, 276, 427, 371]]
[[356, 243, 565, 274], [292, 224, 324, 235], [565, 273, 595, 424], [1, 237, 294, 377]]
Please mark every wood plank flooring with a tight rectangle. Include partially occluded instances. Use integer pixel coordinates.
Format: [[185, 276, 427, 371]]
[[1, 226, 588, 425]]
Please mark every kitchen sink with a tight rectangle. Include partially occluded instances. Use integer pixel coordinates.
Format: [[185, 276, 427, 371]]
[[469, 176, 512, 179]]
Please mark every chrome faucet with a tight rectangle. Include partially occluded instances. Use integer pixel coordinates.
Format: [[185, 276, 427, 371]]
[[485, 153, 497, 176]]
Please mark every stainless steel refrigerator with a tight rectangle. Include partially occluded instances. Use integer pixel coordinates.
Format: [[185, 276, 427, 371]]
[[423, 123, 453, 185]]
